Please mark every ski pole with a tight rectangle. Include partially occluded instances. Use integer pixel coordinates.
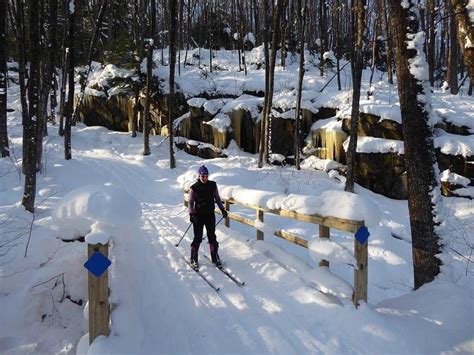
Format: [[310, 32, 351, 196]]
[[175, 222, 193, 247], [215, 216, 224, 227]]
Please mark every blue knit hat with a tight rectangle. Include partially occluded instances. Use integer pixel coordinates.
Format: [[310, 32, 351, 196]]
[[198, 165, 209, 175]]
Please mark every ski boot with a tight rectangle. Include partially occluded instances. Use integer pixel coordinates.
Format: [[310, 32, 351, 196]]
[[190, 245, 199, 271], [210, 242, 222, 269]]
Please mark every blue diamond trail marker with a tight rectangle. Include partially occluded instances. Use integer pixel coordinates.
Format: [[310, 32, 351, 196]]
[[355, 226, 370, 245], [84, 251, 111, 277]]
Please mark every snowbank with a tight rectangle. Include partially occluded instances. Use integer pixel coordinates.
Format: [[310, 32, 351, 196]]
[[218, 185, 380, 227], [51, 184, 142, 242]]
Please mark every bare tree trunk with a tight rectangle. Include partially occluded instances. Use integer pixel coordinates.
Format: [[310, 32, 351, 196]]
[[36, 0, 59, 171], [252, 0, 259, 45], [367, 11, 380, 98], [14, 0, 29, 169], [294, 0, 306, 170], [280, 0, 287, 68], [169, 0, 177, 168], [258, 0, 270, 167], [58, 47, 68, 137], [262, 0, 284, 164], [382, 0, 393, 84], [389, 0, 441, 289], [50, 70, 58, 126], [335, 0, 342, 90], [22, 0, 40, 212], [0, 0, 9, 157], [344, 0, 365, 193], [131, 85, 139, 138], [64, 1, 75, 161], [446, 0, 459, 94], [208, 2, 213, 72], [143, 0, 156, 156], [451, 0, 474, 92], [184, 0, 192, 68], [427, 0, 435, 86], [177, 0, 184, 75], [239, 0, 247, 75], [319, 0, 325, 76]]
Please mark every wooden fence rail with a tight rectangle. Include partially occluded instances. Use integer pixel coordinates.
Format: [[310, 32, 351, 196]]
[[184, 190, 368, 307]]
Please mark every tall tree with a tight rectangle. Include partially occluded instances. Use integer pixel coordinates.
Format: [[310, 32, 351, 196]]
[[36, 0, 59, 171], [381, 0, 394, 84], [64, 0, 75, 160], [446, 0, 459, 94], [389, 0, 441, 288], [451, 0, 474, 92], [258, 0, 284, 167], [168, 0, 177, 168], [334, 0, 342, 90], [294, 0, 306, 170], [257, 0, 270, 167], [143, 0, 156, 156], [13, 0, 30, 169], [344, 0, 366, 193], [318, 0, 326, 76], [0, 0, 9, 157], [426, 0, 435, 86], [22, 0, 40, 212]]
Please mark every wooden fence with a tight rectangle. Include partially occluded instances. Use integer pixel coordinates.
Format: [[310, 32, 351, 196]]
[[185, 190, 368, 307], [87, 242, 110, 344]]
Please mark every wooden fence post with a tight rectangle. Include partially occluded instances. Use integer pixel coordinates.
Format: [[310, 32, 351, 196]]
[[319, 225, 330, 267], [88, 243, 110, 344], [225, 200, 230, 227], [353, 235, 368, 307], [256, 209, 264, 240]]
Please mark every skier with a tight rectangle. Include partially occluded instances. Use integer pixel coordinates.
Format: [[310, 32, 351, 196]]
[[188, 165, 228, 270]]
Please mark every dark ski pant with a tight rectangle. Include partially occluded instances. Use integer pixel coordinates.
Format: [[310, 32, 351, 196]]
[[191, 213, 218, 261]]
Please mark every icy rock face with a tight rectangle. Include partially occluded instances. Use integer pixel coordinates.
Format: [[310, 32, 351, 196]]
[[341, 112, 403, 140], [79, 94, 132, 132], [354, 152, 408, 200]]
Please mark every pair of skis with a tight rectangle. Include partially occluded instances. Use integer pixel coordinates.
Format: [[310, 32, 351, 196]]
[[183, 254, 245, 292]]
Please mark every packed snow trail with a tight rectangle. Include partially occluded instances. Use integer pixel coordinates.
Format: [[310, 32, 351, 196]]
[[2, 115, 473, 354], [43, 126, 473, 354]]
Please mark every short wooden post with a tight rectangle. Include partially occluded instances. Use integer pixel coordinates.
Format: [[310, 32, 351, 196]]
[[88, 243, 110, 344], [353, 236, 368, 307], [256, 209, 264, 240], [319, 225, 330, 267], [224, 200, 230, 227]]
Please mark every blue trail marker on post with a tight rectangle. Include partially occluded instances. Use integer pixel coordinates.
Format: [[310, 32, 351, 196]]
[[84, 251, 111, 277], [355, 226, 370, 245]]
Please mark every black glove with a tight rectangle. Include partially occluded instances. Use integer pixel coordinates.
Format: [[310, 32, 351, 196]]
[[190, 214, 198, 224], [221, 208, 228, 218]]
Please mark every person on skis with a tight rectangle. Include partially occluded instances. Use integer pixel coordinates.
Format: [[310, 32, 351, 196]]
[[188, 165, 228, 270]]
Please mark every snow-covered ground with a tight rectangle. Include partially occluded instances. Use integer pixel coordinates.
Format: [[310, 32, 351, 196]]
[[1, 54, 474, 354]]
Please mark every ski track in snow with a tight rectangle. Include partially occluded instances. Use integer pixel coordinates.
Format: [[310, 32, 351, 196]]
[[141, 204, 344, 354]]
